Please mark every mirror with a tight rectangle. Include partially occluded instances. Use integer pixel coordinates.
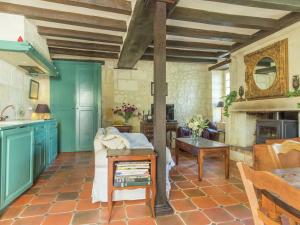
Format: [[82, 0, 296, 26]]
[[253, 57, 277, 90], [244, 39, 288, 99]]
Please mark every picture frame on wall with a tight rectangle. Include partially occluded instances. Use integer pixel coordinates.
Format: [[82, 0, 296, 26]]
[[29, 79, 39, 100]]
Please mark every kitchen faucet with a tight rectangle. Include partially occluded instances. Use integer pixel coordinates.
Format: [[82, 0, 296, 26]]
[[0, 105, 16, 121]]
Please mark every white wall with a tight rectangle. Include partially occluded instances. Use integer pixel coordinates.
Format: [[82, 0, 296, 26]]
[[24, 18, 51, 60], [0, 13, 25, 41]]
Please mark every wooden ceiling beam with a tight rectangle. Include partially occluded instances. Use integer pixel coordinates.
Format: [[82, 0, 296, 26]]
[[47, 39, 120, 52], [51, 57, 105, 64], [228, 12, 300, 55], [208, 59, 231, 71], [42, 0, 132, 15], [167, 25, 251, 43], [49, 47, 119, 59], [145, 47, 220, 58], [141, 55, 218, 63], [38, 26, 123, 44], [0, 2, 127, 32], [170, 7, 276, 30], [165, 40, 231, 52], [117, 0, 178, 69], [117, 0, 155, 68], [203, 0, 300, 12]]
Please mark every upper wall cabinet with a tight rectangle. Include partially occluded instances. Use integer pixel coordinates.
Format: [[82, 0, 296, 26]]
[[0, 40, 58, 77], [244, 39, 288, 99]]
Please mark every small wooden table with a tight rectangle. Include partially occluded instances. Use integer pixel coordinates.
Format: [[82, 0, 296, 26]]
[[140, 120, 178, 144], [113, 125, 132, 133], [261, 167, 300, 223], [175, 137, 230, 181], [107, 149, 157, 222]]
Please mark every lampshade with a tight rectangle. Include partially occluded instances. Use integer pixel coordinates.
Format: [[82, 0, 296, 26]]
[[216, 101, 224, 108], [35, 104, 50, 113]]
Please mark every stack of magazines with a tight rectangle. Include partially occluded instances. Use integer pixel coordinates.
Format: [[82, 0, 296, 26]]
[[114, 161, 151, 187]]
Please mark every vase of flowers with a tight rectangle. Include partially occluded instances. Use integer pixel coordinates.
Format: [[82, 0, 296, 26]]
[[112, 103, 140, 124], [187, 114, 208, 140]]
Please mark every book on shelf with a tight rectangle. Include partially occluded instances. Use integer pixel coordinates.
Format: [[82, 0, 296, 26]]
[[115, 171, 149, 176], [114, 175, 151, 183], [116, 165, 150, 169], [116, 161, 150, 165], [113, 161, 151, 187], [114, 181, 151, 187], [116, 163, 149, 168]]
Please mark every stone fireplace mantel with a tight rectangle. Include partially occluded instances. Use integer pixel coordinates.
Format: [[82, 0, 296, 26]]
[[226, 96, 300, 149], [230, 96, 300, 112]]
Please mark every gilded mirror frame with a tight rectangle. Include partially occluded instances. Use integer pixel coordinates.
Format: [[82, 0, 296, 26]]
[[244, 39, 288, 99]]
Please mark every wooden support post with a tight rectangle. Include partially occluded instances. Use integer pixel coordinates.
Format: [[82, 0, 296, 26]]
[[153, 0, 174, 216]]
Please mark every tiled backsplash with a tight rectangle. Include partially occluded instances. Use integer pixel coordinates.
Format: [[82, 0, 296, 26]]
[[0, 59, 49, 120]]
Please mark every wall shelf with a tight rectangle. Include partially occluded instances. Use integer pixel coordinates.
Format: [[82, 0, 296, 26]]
[[230, 97, 300, 112], [0, 40, 58, 77]]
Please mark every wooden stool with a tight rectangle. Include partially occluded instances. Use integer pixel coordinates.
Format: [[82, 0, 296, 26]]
[[107, 149, 157, 222]]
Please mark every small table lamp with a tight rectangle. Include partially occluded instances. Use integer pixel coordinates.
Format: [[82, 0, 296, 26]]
[[35, 104, 50, 119], [216, 101, 224, 108], [216, 101, 224, 122]]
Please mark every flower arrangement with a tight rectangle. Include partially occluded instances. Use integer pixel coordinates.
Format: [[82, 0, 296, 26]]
[[112, 103, 140, 124], [187, 114, 208, 139]]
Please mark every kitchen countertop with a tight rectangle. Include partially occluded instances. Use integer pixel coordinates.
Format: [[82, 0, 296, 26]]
[[0, 120, 45, 130]]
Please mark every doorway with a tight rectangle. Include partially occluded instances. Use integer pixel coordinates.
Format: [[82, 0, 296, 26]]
[[50, 60, 101, 152]]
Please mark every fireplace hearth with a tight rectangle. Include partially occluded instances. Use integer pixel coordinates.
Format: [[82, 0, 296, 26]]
[[256, 119, 298, 144]]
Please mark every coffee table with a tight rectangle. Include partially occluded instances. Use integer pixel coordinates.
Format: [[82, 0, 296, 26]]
[[175, 137, 230, 181]]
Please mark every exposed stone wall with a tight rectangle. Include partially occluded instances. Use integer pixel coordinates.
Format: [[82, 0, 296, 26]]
[[102, 60, 212, 132]]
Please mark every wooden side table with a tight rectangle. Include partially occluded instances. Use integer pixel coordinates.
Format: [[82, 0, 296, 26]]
[[107, 149, 157, 222], [113, 125, 132, 133]]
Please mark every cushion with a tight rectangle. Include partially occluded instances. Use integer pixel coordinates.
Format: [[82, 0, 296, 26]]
[[280, 140, 300, 154], [105, 127, 120, 135], [97, 128, 105, 136]]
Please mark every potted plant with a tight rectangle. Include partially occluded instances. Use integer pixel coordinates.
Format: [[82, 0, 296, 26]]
[[112, 103, 140, 124], [187, 114, 208, 139], [223, 91, 237, 117]]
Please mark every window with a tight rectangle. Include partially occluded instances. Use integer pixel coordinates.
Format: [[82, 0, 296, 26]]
[[225, 71, 230, 95]]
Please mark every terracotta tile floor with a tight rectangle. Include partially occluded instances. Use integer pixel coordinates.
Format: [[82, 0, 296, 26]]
[[0, 151, 254, 225]]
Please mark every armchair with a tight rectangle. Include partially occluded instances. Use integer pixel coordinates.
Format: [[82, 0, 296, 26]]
[[202, 121, 219, 141]]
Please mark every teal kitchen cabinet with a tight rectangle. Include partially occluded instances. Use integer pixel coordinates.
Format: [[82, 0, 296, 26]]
[[0, 120, 58, 211], [0, 126, 34, 211], [45, 120, 58, 165], [33, 123, 46, 180]]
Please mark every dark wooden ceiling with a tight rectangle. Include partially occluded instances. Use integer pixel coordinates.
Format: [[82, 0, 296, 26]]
[[0, 0, 299, 65]]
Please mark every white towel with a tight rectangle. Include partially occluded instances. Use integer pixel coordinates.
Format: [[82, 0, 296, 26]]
[[96, 127, 130, 150]]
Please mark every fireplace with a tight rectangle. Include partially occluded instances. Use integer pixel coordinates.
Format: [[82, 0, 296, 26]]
[[256, 119, 298, 144]]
